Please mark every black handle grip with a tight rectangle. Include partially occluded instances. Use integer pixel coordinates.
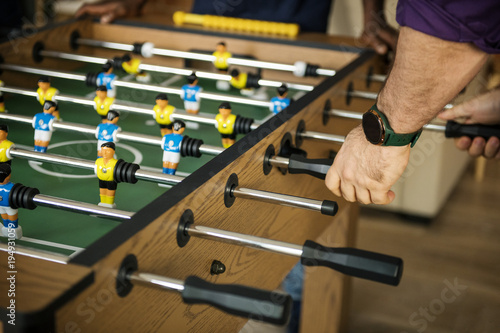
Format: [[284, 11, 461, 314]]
[[445, 121, 500, 139], [320, 200, 338, 216], [182, 276, 292, 325], [287, 154, 333, 180], [300, 240, 403, 286]]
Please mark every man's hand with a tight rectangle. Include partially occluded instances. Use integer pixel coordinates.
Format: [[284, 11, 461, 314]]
[[325, 125, 410, 205], [361, 0, 398, 55], [438, 89, 500, 159], [76, 0, 147, 24]]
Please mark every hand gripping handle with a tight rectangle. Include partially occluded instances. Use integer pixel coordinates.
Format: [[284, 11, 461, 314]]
[[300, 240, 403, 286], [445, 121, 500, 140], [287, 154, 333, 180], [182, 276, 292, 325]]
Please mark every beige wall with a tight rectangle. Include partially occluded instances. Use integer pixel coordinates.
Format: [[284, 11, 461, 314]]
[[327, 0, 399, 36]]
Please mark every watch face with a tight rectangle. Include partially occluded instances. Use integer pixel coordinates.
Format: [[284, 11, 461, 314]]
[[362, 111, 384, 144]]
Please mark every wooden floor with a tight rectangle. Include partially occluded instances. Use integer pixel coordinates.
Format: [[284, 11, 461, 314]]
[[349, 158, 500, 333]]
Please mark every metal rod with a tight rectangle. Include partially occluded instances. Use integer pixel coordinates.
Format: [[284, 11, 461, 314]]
[[327, 109, 449, 132], [349, 90, 378, 100], [9, 148, 181, 186], [78, 38, 134, 52], [349, 89, 454, 109], [268, 156, 290, 169], [199, 145, 224, 156], [77, 37, 335, 77], [128, 272, 185, 293], [328, 109, 362, 120], [40, 50, 107, 65], [170, 112, 217, 126], [0, 64, 271, 109], [10, 148, 94, 169], [0, 64, 86, 82], [370, 74, 387, 83], [113, 80, 270, 108], [187, 224, 303, 257], [0, 243, 70, 264], [0, 100, 225, 156], [135, 169, 184, 185], [300, 131, 345, 144], [232, 187, 324, 213], [0, 113, 162, 147], [423, 123, 447, 132], [41, 48, 314, 91], [33, 194, 134, 220]]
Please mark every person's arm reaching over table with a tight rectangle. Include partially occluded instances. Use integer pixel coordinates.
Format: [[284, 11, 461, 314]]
[[76, 0, 147, 24], [438, 88, 500, 159], [325, 26, 488, 205], [361, 0, 398, 55]]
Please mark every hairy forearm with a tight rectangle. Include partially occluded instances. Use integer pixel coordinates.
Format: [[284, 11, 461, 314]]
[[378, 27, 488, 133]]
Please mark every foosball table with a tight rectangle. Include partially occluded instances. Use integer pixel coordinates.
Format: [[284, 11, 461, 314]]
[[0, 19, 408, 333]]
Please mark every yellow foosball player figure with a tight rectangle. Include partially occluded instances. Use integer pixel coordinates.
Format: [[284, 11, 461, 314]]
[[95, 142, 118, 208], [215, 102, 237, 148], [0, 125, 14, 166], [0, 80, 5, 113], [94, 86, 116, 123], [121, 54, 151, 83], [0, 164, 21, 239], [213, 41, 231, 91], [36, 76, 60, 119], [229, 68, 257, 97], [153, 93, 176, 137]]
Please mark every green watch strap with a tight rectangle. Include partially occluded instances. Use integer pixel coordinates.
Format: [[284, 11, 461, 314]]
[[371, 105, 422, 148]]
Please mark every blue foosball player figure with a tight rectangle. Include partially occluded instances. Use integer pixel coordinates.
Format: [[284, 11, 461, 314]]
[[96, 110, 121, 157], [97, 61, 117, 98], [181, 72, 202, 114], [32, 101, 56, 153], [270, 84, 291, 114], [162, 120, 185, 175], [0, 164, 21, 239]]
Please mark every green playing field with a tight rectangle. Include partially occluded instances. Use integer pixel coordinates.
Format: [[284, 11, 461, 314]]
[[1, 63, 287, 256]]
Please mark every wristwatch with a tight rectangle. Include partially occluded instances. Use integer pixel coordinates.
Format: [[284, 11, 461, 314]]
[[362, 104, 422, 147]]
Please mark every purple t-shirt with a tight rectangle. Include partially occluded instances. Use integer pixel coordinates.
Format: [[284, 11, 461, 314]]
[[396, 0, 500, 54]]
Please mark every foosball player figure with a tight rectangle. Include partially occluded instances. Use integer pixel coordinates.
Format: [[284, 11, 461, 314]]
[[94, 86, 116, 123], [161, 120, 185, 175], [213, 42, 231, 91], [181, 72, 202, 114], [96, 61, 117, 98], [0, 164, 21, 239], [96, 111, 121, 157], [95, 142, 118, 208], [32, 101, 56, 153], [270, 84, 291, 114], [153, 93, 176, 137], [36, 76, 60, 119], [121, 54, 151, 83], [0, 125, 14, 165], [229, 68, 254, 96], [0, 80, 5, 113], [215, 102, 237, 148]]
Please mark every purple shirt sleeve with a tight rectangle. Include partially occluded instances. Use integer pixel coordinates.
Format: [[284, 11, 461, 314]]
[[396, 0, 500, 54]]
